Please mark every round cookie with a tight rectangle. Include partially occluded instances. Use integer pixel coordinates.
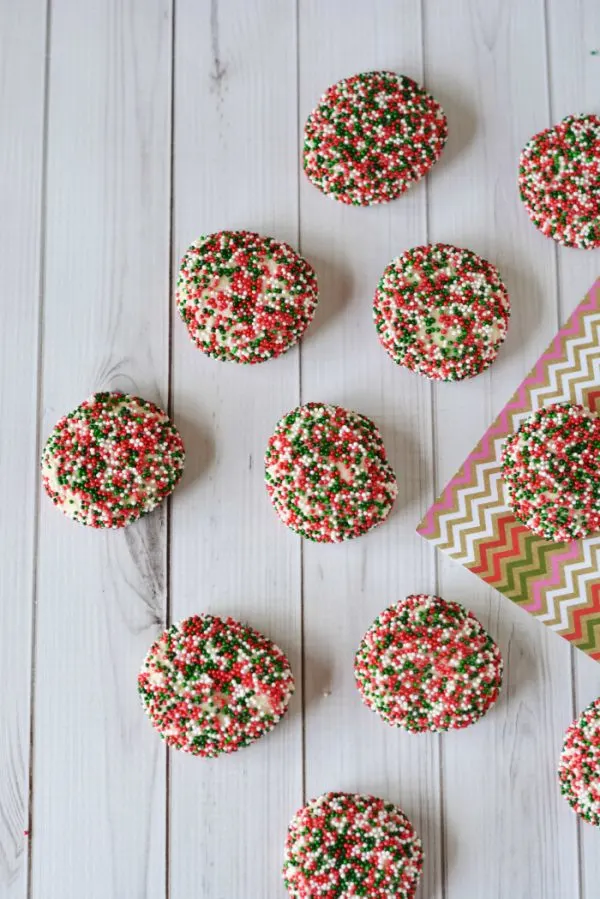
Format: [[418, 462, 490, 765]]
[[176, 230, 318, 364], [519, 114, 600, 249], [502, 402, 600, 542], [354, 594, 503, 733], [264, 402, 398, 543], [138, 614, 294, 758], [303, 70, 447, 206], [558, 696, 600, 827], [283, 791, 423, 899], [41, 391, 184, 529], [373, 244, 510, 381]]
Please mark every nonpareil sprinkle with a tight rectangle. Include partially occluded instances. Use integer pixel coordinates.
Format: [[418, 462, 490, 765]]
[[373, 244, 510, 381], [354, 595, 503, 733], [138, 614, 295, 758], [303, 71, 447, 206], [558, 696, 600, 827], [265, 402, 398, 543], [502, 402, 600, 542], [519, 114, 600, 249], [41, 391, 184, 528], [176, 230, 318, 364], [283, 792, 423, 898]]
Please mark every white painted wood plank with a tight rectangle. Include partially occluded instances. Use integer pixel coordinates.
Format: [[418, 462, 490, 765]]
[[169, 2, 302, 897], [545, 1, 600, 893], [298, 3, 443, 897], [0, 1, 47, 896], [31, 2, 172, 897], [425, 1, 579, 896]]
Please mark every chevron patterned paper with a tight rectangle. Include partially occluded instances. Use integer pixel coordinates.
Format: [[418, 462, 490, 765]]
[[417, 278, 600, 662]]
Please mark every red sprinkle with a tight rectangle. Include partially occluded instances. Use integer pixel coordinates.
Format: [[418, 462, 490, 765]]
[[519, 114, 600, 249], [283, 792, 423, 898], [303, 71, 447, 206], [355, 595, 503, 732], [139, 614, 295, 758], [265, 403, 398, 543], [41, 392, 184, 529], [374, 244, 510, 381]]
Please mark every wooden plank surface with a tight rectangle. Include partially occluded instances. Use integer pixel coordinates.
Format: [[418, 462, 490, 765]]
[[0, 1, 47, 897], [425, 1, 580, 897], [169, 2, 302, 897], [0, 1, 598, 897], [545, 2, 600, 895], [298, 3, 444, 898], [30, 2, 172, 897]]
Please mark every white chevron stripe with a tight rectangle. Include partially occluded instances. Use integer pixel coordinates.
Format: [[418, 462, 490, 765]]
[[528, 314, 600, 408], [433, 437, 507, 556], [540, 538, 600, 631]]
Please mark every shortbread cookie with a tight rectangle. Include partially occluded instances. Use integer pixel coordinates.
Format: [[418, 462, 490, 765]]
[[176, 230, 318, 363], [138, 614, 295, 757], [355, 595, 503, 732], [283, 792, 423, 898], [41, 391, 184, 528], [519, 114, 600, 249], [303, 71, 447, 206], [502, 402, 600, 542], [374, 244, 510, 381], [265, 402, 398, 542]]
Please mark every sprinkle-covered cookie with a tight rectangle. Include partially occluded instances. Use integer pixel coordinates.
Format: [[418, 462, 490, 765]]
[[41, 392, 184, 529], [558, 696, 600, 827], [138, 614, 294, 757], [283, 792, 423, 898], [176, 230, 318, 364], [502, 402, 600, 542], [354, 595, 503, 733], [519, 114, 600, 249], [373, 244, 510, 381], [265, 402, 398, 543], [303, 71, 447, 206]]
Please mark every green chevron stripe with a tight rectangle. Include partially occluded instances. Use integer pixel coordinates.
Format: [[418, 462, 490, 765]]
[[500, 533, 560, 604]]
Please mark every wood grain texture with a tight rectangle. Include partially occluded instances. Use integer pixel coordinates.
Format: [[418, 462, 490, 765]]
[[169, 2, 302, 897], [425, 1, 580, 896], [30, 2, 172, 897], [545, 1, 600, 894], [298, 3, 443, 897], [0, 1, 47, 896], [0, 1, 596, 897]]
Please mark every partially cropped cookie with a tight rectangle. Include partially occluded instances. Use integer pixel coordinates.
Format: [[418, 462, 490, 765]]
[[558, 696, 600, 827], [355, 595, 503, 733], [303, 70, 447, 206], [502, 402, 600, 542], [519, 114, 600, 249], [138, 614, 294, 757], [41, 392, 184, 528], [374, 244, 510, 381], [176, 230, 318, 363], [265, 402, 398, 543], [283, 792, 423, 899]]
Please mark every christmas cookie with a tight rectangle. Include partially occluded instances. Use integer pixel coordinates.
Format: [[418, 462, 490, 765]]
[[138, 614, 294, 757], [41, 391, 184, 529], [373, 244, 510, 381], [265, 402, 398, 543], [558, 696, 600, 827], [519, 114, 600, 249], [282, 792, 423, 898], [354, 595, 503, 733], [303, 71, 447, 206], [176, 230, 318, 363], [502, 402, 600, 542]]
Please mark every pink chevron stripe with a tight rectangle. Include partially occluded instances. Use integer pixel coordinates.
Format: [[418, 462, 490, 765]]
[[418, 279, 600, 537], [521, 541, 581, 613]]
